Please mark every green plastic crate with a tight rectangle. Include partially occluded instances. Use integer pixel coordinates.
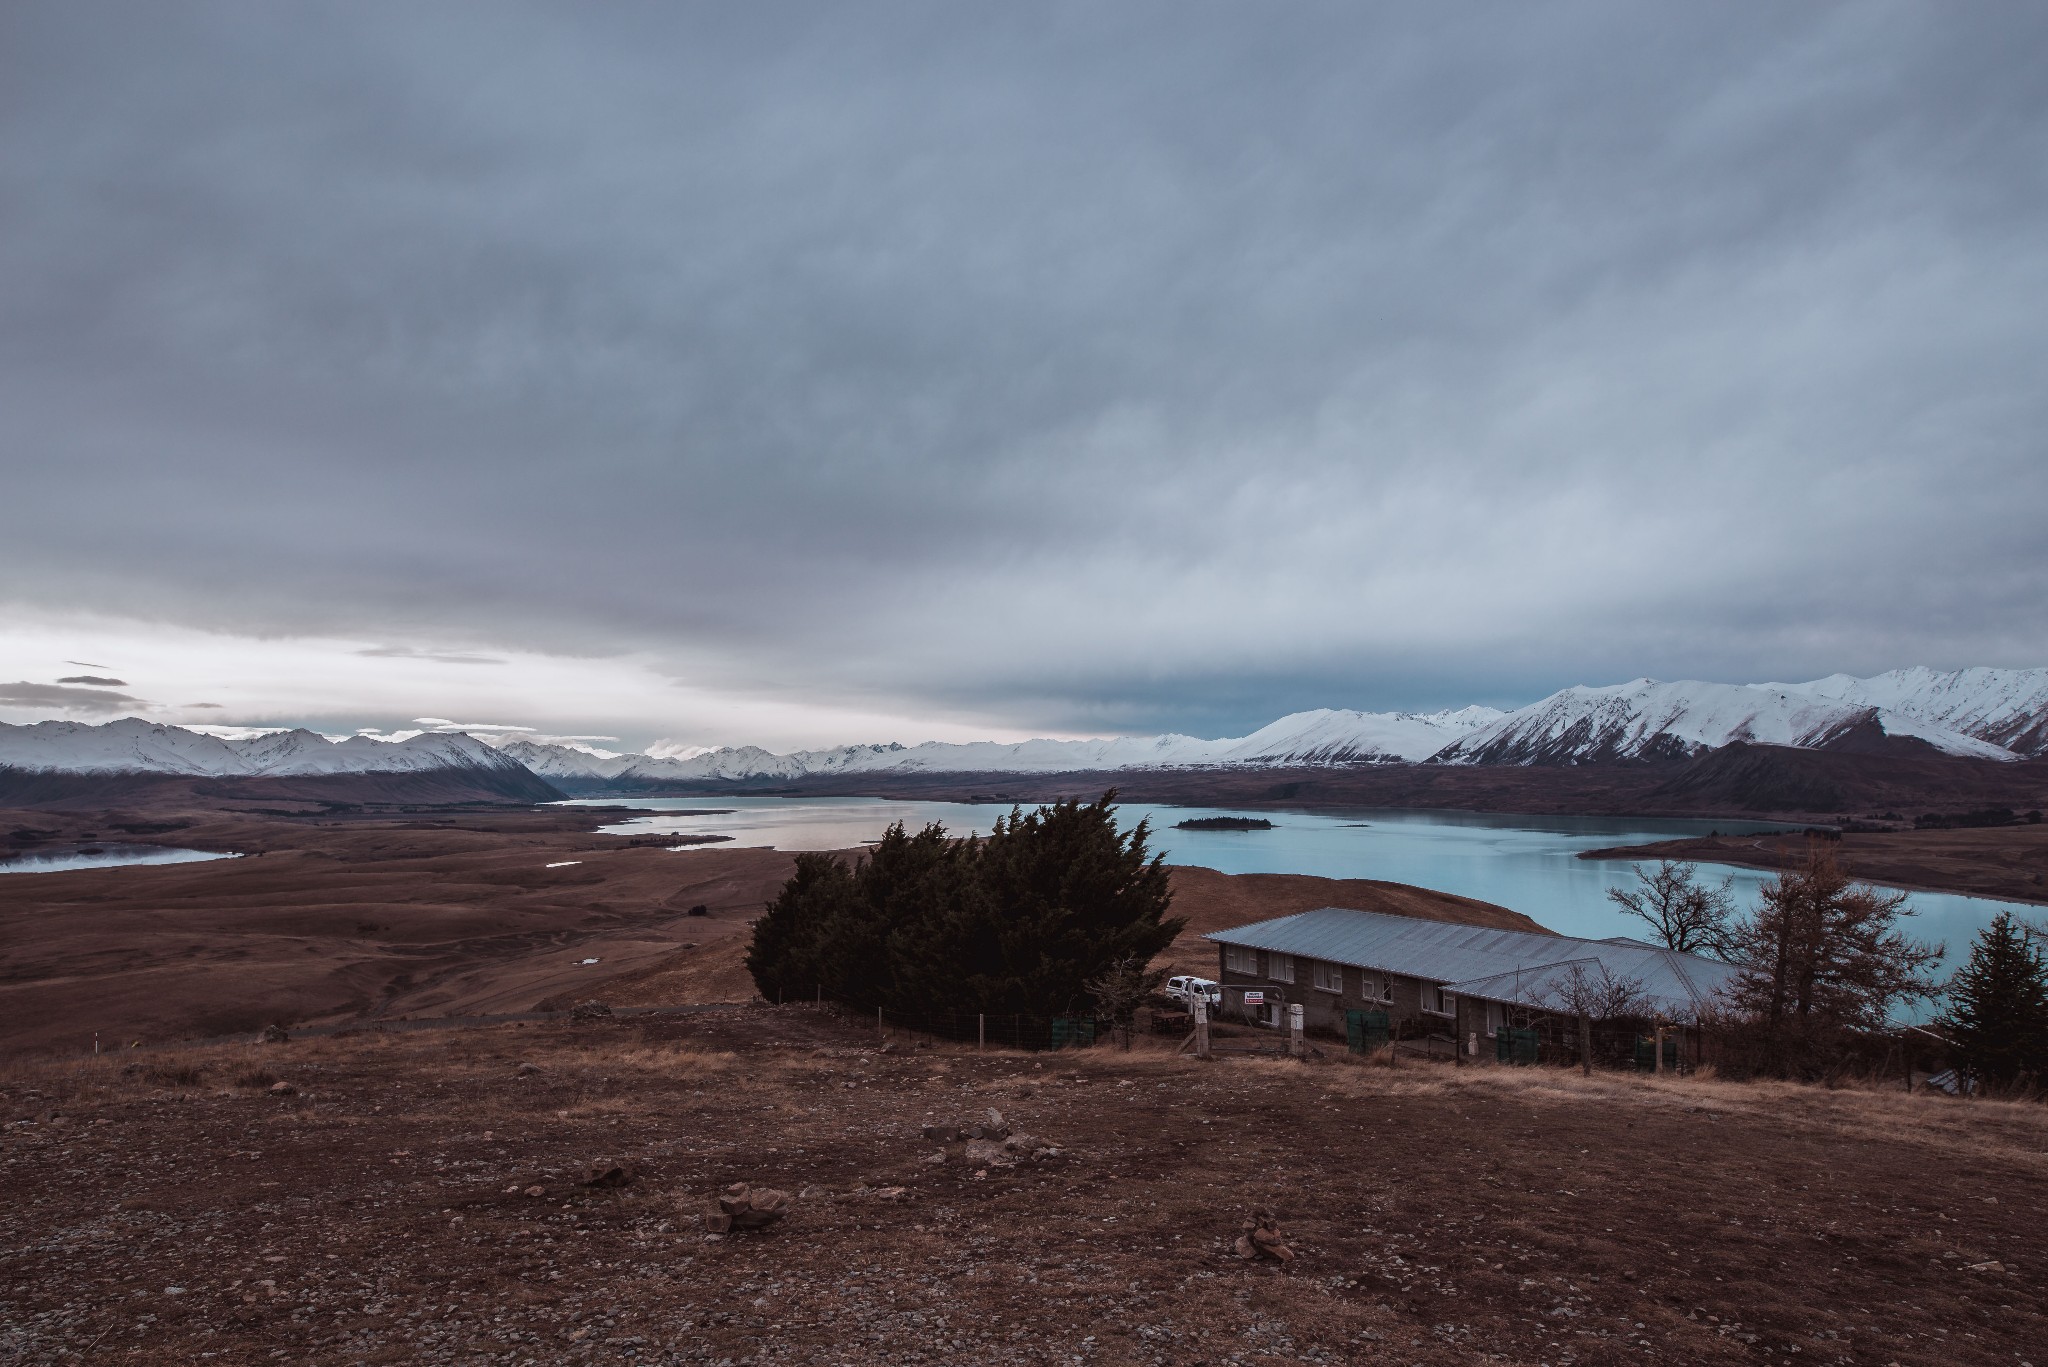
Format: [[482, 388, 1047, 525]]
[[1496, 1027, 1540, 1065], [1050, 1017, 1097, 1049], [1345, 1009, 1390, 1054]]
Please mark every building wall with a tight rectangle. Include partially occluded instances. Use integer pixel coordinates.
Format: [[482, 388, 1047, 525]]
[[1213, 945, 1462, 1036]]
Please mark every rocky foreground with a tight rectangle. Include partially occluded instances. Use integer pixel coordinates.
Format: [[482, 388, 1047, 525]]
[[3, 1005, 2044, 1366]]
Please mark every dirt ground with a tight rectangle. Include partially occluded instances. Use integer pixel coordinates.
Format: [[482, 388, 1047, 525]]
[[0, 804, 801, 1054], [3, 1008, 2042, 1367], [0, 804, 1540, 1055], [1581, 825, 2048, 908]]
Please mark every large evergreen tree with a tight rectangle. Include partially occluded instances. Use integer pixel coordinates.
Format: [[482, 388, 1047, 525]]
[[1945, 912, 2048, 1088], [745, 793, 1183, 1024]]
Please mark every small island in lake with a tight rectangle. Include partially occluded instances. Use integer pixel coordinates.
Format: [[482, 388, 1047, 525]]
[[1173, 816, 1275, 831]]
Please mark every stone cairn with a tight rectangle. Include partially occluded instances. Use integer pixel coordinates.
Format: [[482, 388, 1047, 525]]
[[921, 1108, 1058, 1168], [703, 1182, 791, 1234], [1234, 1207, 1294, 1262]]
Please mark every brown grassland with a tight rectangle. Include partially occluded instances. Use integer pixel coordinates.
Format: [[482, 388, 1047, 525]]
[[3, 1007, 2044, 1366], [0, 805, 1541, 1055]]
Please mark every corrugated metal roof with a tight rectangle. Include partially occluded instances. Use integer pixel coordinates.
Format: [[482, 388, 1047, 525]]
[[1203, 906, 1739, 1020]]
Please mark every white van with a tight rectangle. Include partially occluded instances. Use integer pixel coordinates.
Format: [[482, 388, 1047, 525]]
[[1164, 975, 1222, 1007]]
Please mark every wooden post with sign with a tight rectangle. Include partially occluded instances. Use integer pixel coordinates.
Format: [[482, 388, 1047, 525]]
[[1193, 998, 1211, 1060]]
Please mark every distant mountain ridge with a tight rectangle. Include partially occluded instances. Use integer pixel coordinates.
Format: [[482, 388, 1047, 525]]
[[0, 718, 537, 778], [4, 668, 2043, 799], [1432, 668, 2048, 766], [509, 666, 2048, 786], [498, 705, 1509, 790]]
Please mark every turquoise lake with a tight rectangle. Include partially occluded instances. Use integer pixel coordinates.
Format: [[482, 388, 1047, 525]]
[[571, 795, 2040, 981]]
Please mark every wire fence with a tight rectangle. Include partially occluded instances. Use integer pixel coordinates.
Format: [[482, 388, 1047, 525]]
[[868, 1004, 1113, 1051]]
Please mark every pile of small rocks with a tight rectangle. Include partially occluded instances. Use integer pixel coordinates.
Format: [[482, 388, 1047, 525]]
[[921, 1108, 1061, 1169]]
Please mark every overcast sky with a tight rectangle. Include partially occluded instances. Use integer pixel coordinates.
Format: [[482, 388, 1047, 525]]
[[3, 3, 2045, 752]]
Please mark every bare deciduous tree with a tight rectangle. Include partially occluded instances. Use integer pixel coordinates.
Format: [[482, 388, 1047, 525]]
[[1539, 961, 1648, 1075], [1087, 954, 1167, 1050], [1608, 860, 1738, 959]]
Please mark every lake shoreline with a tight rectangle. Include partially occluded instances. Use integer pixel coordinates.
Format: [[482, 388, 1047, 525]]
[[1580, 826, 2048, 908]]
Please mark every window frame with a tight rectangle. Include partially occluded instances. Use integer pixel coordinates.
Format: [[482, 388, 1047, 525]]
[[1223, 944, 1257, 975], [1422, 982, 1455, 1017], [1312, 960, 1345, 993], [1268, 953, 1295, 985]]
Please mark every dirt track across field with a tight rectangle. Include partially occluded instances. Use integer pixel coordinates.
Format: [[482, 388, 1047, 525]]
[[3, 1008, 2042, 1366]]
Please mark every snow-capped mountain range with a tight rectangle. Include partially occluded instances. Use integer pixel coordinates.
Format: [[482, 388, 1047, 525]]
[[496, 706, 1509, 786], [0, 718, 535, 778], [5, 668, 2046, 786], [1431, 667, 2048, 766]]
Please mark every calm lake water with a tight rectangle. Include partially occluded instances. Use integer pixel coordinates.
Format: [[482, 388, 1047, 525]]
[[0, 845, 238, 875], [571, 796, 2039, 978]]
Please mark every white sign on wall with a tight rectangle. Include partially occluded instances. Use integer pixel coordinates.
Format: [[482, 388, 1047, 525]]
[[1242, 990, 1265, 1006]]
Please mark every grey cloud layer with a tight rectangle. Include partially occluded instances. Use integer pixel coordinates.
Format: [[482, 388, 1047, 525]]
[[0, 682, 146, 713], [2, 2, 2044, 735]]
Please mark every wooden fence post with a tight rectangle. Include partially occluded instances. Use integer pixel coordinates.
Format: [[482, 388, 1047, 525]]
[[1194, 998, 1211, 1060], [978, 1013, 985, 1052], [877, 1005, 884, 1040]]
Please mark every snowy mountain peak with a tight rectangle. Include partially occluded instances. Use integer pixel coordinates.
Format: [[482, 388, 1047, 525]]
[[1434, 668, 2048, 766]]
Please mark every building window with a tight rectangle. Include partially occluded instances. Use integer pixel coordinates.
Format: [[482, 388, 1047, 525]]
[[1312, 960, 1344, 993], [1423, 983, 1454, 1016], [1360, 972, 1389, 1001], [1224, 944, 1257, 974], [1267, 953, 1294, 984]]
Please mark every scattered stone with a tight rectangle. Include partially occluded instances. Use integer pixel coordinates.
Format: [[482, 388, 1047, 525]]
[[569, 1000, 614, 1022], [1968, 1261, 2006, 1274], [267, 1080, 297, 1097], [966, 1108, 1009, 1141], [524, 1185, 547, 1198], [515, 1062, 544, 1076], [702, 1182, 790, 1234], [1234, 1206, 1295, 1263], [921, 1124, 963, 1143], [963, 1139, 1011, 1167], [258, 1023, 290, 1044], [580, 1159, 636, 1188], [873, 1186, 908, 1201]]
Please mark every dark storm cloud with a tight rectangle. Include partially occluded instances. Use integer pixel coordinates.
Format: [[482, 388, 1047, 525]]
[[2, 2, 2045, 736], [57, 675, 128, 686], [0, 683, 146, 713]]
